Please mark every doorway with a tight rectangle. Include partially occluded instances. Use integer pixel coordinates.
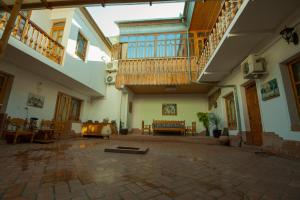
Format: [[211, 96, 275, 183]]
[[0, 71, 13, 113], [245, 82, 263, 146], [54, 92, 82, 121]]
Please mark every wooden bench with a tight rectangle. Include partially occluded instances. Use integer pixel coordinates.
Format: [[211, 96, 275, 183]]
[[152, 120, 185, 135]]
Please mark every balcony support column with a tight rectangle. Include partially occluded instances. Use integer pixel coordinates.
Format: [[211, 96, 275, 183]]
[[0, 0, 23, 59]]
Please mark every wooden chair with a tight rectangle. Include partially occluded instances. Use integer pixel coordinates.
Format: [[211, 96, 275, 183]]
[[5, 117, 35, 144], [36, 120, 56, 141], [142, 120, 151, 135], [185, 122, 196, 136], [53, 121, 67, 139]]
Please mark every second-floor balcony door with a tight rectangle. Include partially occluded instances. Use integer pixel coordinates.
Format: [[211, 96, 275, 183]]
[[51, 21, 65, 44]]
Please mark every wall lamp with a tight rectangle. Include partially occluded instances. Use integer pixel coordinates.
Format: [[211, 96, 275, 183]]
[[280, 27, 299, 45]]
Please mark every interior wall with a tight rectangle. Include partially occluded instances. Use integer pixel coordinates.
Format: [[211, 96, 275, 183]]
[[132, 94, 208, 133], [1, 60, 91, 122]]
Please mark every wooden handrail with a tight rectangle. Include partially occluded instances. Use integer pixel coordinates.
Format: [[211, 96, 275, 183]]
[[0, 11, 65, 64], [198, 0, 243, 71]]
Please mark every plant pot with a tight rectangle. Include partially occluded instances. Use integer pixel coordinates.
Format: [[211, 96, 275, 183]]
[[219, 135, 230, 145], [213, 129, 222, 138]]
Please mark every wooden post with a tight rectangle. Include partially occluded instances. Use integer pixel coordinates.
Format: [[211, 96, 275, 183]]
[[0, 0, 23, 59]]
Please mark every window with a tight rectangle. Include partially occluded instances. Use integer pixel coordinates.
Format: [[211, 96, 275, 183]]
[[51, 20, 65, 44], [76, 32, 88, 61], [288, 58, 300, 117], [224, 92, 237, 130], [120, 32, 191, 59], [54, 93, 82, 121]]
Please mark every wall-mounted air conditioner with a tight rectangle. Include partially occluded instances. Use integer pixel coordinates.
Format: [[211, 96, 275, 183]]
[[106, 60, 118, 72], [242, 54, 267, 79], [106, 74, 116, 84]]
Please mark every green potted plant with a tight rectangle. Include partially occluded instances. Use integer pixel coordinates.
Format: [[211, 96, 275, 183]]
[[209, 113, 222, 138], [197, 112, 210, 136]]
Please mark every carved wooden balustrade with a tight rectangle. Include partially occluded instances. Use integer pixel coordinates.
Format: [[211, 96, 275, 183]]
[[0, 12, 65, 64], [197, 0, 243, 71], [115, 57, 199, 88]]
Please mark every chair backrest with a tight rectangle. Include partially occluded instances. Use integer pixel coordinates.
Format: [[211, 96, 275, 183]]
[[142, 120, 145, 128], [192, 122, 196, 132], [7, 117, 27, 131]]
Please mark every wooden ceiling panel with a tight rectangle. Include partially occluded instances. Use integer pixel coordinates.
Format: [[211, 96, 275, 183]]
[[189, 0, 222, 32], [1, 0, 180, 10], [127, 84, 214, 95]]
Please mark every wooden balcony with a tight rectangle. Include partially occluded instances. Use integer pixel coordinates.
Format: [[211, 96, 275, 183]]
[[197, 0, 243, 72], [115, 57, 199, 88], [0, 12, 65, 64]]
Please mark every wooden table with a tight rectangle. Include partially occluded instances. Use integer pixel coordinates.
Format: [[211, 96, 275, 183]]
[[34, 128, 56, 143]]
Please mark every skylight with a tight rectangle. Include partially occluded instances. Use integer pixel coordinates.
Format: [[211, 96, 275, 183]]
[[87, 2, 185, 37]]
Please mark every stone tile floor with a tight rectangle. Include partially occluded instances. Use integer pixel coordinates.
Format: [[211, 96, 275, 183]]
[[0, 138, 299, 200]]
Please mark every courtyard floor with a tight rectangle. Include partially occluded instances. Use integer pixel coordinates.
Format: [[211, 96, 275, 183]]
[[0, 137, 299, 200]]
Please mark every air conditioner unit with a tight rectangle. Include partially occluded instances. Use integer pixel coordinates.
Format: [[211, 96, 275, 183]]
[[106, 74, 116, 84], [106, 60, 118, 72], [242, 54, 266, 79]]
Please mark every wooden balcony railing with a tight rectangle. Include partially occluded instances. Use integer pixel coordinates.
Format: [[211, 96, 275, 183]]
[[0, 12, 65, 64], [115, 57, 199, 88], [197, 0, 243, 72]]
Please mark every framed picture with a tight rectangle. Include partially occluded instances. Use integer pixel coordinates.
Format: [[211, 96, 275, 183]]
[[162, 104, 177, 116], [261, 78, 280, 101], [27, 93, 45, 108]]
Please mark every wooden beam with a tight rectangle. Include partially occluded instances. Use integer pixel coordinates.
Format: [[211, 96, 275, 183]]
[[0, 0, 23, 59], [40, 0, 51, 9], [0, 0, 178, 10]]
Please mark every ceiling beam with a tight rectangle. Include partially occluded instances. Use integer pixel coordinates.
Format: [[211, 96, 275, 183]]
[[0, 0, 23, 59], [0, 0, 180, 10], [40, 0, 51, 9]]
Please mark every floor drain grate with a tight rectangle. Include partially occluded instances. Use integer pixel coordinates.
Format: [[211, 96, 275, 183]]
[[104, 146, 149, 154]]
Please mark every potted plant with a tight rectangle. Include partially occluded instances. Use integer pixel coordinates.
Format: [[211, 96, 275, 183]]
[[209, 113, 222, 138], [197, 112, 210, 136], [102, 117, 109, 124]]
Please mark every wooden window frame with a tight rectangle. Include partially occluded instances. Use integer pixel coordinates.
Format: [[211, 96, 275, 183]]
[[75, 31, 88, 61], [288, 57, 300, 120], [224, 92, 237, 130], [50, 19, 66, 44], [54, 92, 83, 122]]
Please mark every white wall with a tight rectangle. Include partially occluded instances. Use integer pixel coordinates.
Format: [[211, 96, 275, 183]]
[[25, 8, 111, 95], [1, 60, 91, 122], [210, 26, 300, 141], [87, 85, 122, 127], [132, 94, 208, 133]]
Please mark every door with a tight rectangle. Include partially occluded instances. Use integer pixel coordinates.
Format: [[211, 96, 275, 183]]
[[54, 93, 72, 121], [54, 92, 82, 121], [245, 82, 263, 146], [0, 72, 12, 113]]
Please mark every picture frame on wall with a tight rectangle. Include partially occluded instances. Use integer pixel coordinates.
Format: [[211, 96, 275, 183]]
[[27, 93, 45, 108], [261, 78, 280, 101], [162, 104, 177, 116]]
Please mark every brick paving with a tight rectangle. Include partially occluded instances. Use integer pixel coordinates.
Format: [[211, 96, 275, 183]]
[[0, 138, 299, 200]]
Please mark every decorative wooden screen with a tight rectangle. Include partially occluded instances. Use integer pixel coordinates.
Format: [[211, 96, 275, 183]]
[[224, 92, 237, 130]]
